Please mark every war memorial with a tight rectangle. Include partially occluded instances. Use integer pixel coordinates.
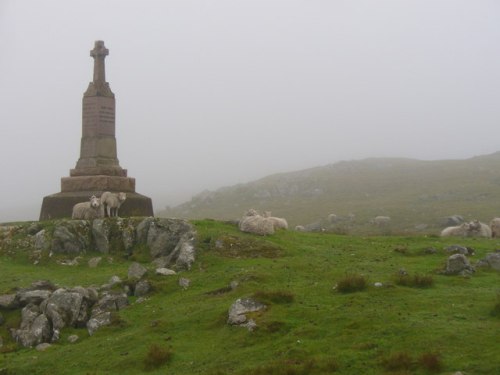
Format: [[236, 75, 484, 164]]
[[40, 41, 153, 220]]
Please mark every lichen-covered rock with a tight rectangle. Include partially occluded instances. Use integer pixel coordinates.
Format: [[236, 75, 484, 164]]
[[134, 280, 151, 297], [476, 252, 500, 271], [128, 262, 147, 280], [51, 221, 91, 254], [227, 298, 266, 327], [34, 229, 49, 252], [92, 219, 111, 253], [87, 311, 111, 336], [0, 294, 19, 309], [444, 254, 475, 275], [11, 304, 51, 347], [16, 289, 52, 307], [156, 268, 176, 276]]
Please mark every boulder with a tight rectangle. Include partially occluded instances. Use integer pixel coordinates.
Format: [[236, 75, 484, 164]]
[[134, 280, 151, 297], [445, 245, 474, 256], [51, 221, 91, 254], [41, 288, 91, 333], [228, 298, 266, 326], [34, 229, 49, 251], [128, 262, 147, 280], [0, 294, 19, 309], [92, 219, 111, 253], [476, 252, 500, 271], [87, 311, 111, 336], [444, 254, 475, 275], [155, 268, 176, 276], [16, 289, 52, 306], [12, 304, 51, 347]]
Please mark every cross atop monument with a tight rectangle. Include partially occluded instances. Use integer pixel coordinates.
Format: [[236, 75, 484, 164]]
[[84, 41, 114, 98], [91, 40, 108, 83]]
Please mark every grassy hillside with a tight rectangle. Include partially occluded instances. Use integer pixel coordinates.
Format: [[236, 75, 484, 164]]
[[1, 220, 500, 374], [158, 153, 500, 233]]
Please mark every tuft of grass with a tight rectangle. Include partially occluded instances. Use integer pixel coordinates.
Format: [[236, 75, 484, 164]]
[[212, 235, 283, 258], [336, 273, 368, 293], [253, 290, 295, 304], [395, 273, 434, 288], [381, 352, 413, 372], [418, 352, 443, 372], [143, 344, 173, 371]]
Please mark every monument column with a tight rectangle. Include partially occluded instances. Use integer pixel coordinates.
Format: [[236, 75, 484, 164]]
[[39, 41, 153, 220]]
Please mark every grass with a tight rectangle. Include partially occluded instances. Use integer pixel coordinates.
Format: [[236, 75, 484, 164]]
[[336, 273, 368, 293], [0, 219, 500, 374]]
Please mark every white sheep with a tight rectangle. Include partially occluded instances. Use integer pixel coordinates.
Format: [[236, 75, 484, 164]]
[[263, 211, 289, 230], [100, 191, 127, 217], [72, 195, 103, 220], [468, 219, 492, 238], [238, 209, 275, 236], [440, 222, 471, 237], [490, 218, 500, 238]]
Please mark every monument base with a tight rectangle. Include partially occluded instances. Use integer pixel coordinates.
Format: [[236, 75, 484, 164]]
[[61, 175, 135, 192], [39, 191, 154, 221]]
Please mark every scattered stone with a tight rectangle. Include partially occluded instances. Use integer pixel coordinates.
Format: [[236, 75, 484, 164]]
[[56, 257, 82, 266], [0, 294, 18, 309], [128, 262, 147, 280], [423, 247, 437, 254], [67, 334, 79, 343], [179, 278, 191, 290], [374, 282, 383, 288], [445, 245, 474, 256], [88, 257, 102, 268], [398, 268, 408, 276], [228, 298, 267, 327], [134, 280, 151, 297], [476, 252, 500, 271], [155, 268, 176, 276], [87, 311, 111, 336], [36, 343, 52, 352], [102, 275, 122, 290], [444, 254, 475, 276]]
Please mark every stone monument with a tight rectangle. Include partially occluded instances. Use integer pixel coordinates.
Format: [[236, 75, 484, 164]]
[[40, 41, 153, 220]]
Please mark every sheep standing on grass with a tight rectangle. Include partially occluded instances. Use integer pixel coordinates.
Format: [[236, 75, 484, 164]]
[[440, 222, 471, 237], [238, 209, 275, 236], [72, 195, 103, 220], [263, 211, 288, 230], [100, 191, 127, 217]]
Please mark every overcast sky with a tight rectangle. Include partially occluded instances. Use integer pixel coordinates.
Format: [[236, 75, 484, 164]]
[[1, 0, 500, 222]]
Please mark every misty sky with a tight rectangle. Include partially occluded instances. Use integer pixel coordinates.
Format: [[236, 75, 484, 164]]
[[1, 0, 500, 222]]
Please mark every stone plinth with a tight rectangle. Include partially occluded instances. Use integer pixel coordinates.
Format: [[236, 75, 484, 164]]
[[61, 176, 135, 193], [40, 192, 153, 221]]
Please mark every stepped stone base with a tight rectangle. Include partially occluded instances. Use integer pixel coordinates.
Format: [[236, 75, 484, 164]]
[[39, 191, 153, 221], [61, 175, 135, 192]]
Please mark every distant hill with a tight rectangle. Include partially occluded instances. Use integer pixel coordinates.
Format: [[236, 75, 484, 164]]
[[158, 152, 500, 233]]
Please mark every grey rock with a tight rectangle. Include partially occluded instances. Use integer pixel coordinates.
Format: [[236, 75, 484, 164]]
[[128, 262, 147, 280], [51, 221, 91, 254], [0, 294, 19, 309], [26, 222, 42, 236], [168, 234, 196, 270], [155, 268, 176, 276], [88, 257, 102, 268], [151, 256, 169, 269], [445, 245, 474, 256], [36, 342, 52, 351], [87, 311, 111, 336], [476, 252, 500, 271], [67, 334, 79, 343], [445, 254, 475, 275], [228, 298, 267, 326], [16, 289, 52, 306], [179, 278, 191, 290], [34, 229, 49, 251], [41, 288, 91, 332], [423, 247, 437, 254], [92, 292, 128, 314], [120, 220, 136, 254], [12, 306, 51, 347], [134, 280, 151, 297], [92, 219, 110, 253]]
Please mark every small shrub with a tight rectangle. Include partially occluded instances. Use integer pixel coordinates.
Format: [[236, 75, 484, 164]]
[[336, 273, 367, 293], [418, 352, 443, 372], [381, 352, 413, 371], [143, 344, 173, 371], [395, 273, 433, 288]]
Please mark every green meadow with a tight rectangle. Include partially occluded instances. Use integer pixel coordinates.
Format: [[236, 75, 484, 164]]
[[1, 219, 499, 374]]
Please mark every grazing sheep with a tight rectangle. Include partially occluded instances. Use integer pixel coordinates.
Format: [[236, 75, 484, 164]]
[[440, 222, 471, 237], [100, 191, 127, 217], [238, 209, 275, 236], [468, 219, 492, 238], [72, 195, 103, 220], [263, 211, 289, 230], [490, 218, 500, 238]]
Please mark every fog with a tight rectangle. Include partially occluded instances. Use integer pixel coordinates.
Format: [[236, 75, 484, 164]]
[[1, 0, 500, 222]]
